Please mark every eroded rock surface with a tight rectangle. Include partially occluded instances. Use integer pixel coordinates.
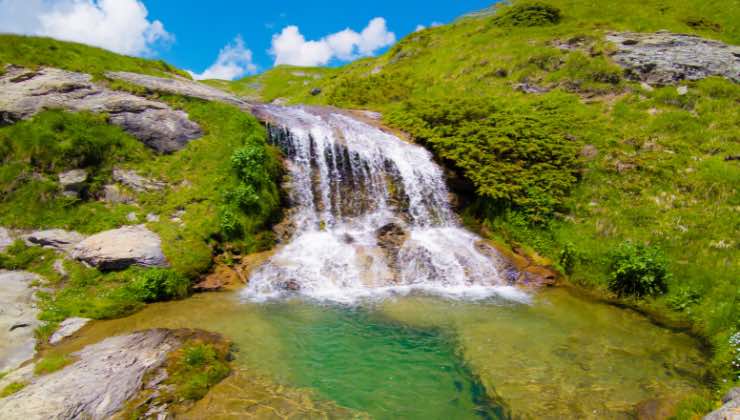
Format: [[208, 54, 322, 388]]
[[0, 329, 180, 419], [606, 32, 740, 84], [704, 388, 740, 420], [0, 271, 40, 372], [23, 229, 86, 254], [112, 168, 165, 193], [72, 225, 168, 270], [106, 71, 250, 108], [0, 66, 202, 153], [58, 169, 88, 197]]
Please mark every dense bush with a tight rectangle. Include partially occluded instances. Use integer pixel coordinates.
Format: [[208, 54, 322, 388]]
[[608, 242, 670, 297], [127, 269, 190, 303], [492, 2, 562, 27], [387, 96, 581, 223]]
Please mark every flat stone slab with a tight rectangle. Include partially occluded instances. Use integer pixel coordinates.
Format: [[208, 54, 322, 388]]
[[0, 227, 13, 253], [0, 66, 203, 153], [0, 271, 40, 372], [606, 31, 740, 85], [0, 329, 180, 419], [23, 229, 86, 254], [49, 317, 91, 345], [72, 225, 168, 270]]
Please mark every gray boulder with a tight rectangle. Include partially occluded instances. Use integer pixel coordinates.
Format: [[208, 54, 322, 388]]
[[606, 31, 740, 85], [112, 168, 165, 193], [23, 229, 86, 254], [48, 317, 91, 345], [0, 271, 40, 372], [0, 66, 202, 153], [58, 169, 88, 197], [0, 330, 181, 419], [106, 71, 250, 109], [72, 225, 168, 270], [704, 388, 740, 420]]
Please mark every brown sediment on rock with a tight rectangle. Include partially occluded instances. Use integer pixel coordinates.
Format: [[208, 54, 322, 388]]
[[479, 239, 561, 288], [194, 250, 275, 292]]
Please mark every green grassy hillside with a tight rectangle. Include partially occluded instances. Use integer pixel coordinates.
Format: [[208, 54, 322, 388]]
[[223, 0, 740, 407], [0, 39, 281, 335]]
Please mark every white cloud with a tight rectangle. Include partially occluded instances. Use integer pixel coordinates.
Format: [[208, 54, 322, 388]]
[[188, 36, 257, 81], [0, 0, 172, 56], [415, 21, 443, 32], [270, 17, 396, 67]]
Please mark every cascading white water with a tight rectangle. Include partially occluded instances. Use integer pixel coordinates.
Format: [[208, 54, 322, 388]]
[[243, 105, 528, 303]]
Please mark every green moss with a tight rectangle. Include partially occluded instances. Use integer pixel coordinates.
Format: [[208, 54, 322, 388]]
[[34, 354, 73, 375], [171, 342, 231, 401], [0, 382, 26, 397]]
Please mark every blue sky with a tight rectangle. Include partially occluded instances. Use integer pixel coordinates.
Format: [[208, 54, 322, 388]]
[[0, 0, 496, 79]]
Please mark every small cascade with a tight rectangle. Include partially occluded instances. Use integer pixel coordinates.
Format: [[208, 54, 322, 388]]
[[244, 105, 527, 303]]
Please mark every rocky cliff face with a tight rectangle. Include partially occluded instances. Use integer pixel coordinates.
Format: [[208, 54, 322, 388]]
[[606, 31, 740, 85], [0, 66, 203, 153]]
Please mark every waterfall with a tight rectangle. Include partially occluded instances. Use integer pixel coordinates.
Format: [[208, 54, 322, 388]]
[[243, 105, 528, 303]]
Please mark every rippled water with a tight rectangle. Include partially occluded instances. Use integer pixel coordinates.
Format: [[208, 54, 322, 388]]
[[58, 288, 709, 419]]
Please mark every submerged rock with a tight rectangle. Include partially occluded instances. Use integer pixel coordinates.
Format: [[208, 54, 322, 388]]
[[23, 229, 86, 254], [48, 317, 91, 345], [606, 32, 740, 85], [0, 271, 40, 372], [72, 225, 168, 270], [0, 329, 182, 419], [0, 66, 202, 153]]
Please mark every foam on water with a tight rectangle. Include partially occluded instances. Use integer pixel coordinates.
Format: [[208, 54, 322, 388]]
[[243, 105, 525, 304]]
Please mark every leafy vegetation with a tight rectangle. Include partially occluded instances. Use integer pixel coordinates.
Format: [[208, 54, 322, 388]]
[[0, 35, 188, 79], [608, 242, 670, 297], [491, 2, 562, 27], [167, 341, 231, 401], [127, 269, 190, 303]]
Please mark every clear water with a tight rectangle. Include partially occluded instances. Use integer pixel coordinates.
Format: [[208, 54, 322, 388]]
[[57, 289, 708, 419]]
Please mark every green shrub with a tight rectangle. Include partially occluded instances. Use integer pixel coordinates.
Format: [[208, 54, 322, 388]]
[[492, 2, 562, 27], [608, 242, 670, 297], [387, 96, 581, 224], [127, 269, 190, 303], [228, 184, 260, 211], [171, 342, 230, 401], [219, 207, 243, 240]]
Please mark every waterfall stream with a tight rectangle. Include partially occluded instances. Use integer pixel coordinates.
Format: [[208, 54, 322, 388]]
[[244, 105, 528, 303]]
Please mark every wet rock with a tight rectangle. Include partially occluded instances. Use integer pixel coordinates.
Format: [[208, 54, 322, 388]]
[[112, 168, 165, 192], [279, 279, 301, 291], [72, 225, 168, 270], [49, 317, 91, 345], [0, 329, 185, 419], [635, 397, 677, 420], [0, 271, 40, 372], [704, 387, 740, 420], [606, 32, 740, 85], [23, 229, 86, 254], [58, 169, 88, 197], [0, 66, 202, 153], [0, 226, 13, 252], [376, 223, 409, 274], [106, 71, 249, 108]]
